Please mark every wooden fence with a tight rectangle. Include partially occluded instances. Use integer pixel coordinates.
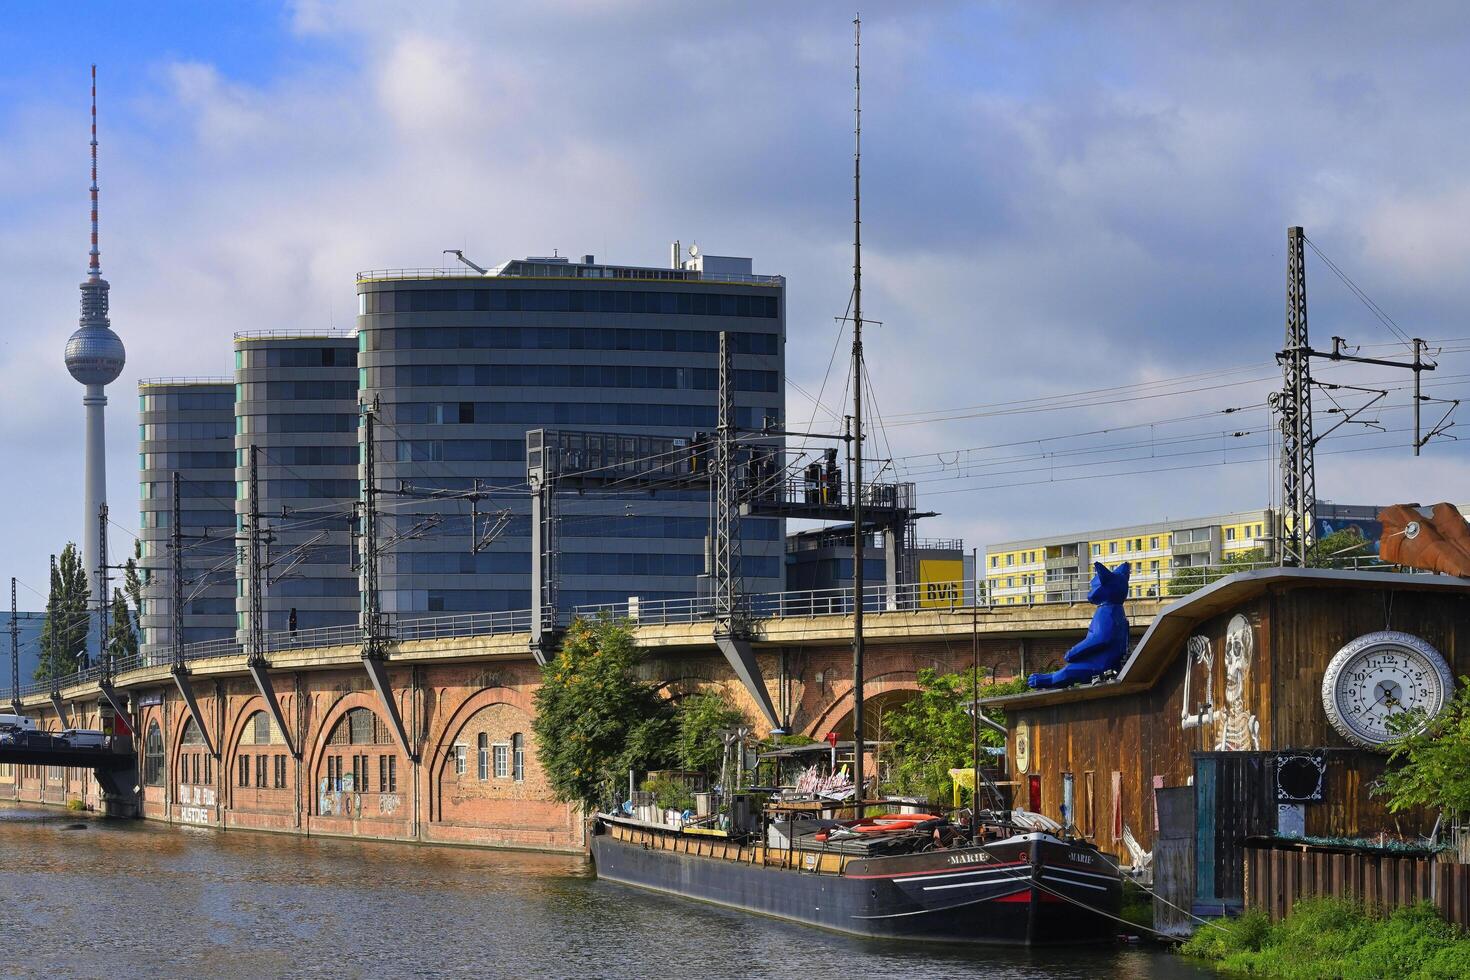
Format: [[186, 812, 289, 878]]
[[1245, 840, 1470, 930]]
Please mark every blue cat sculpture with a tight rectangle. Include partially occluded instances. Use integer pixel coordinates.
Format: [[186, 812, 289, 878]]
[[1026, 561, 1131, 689]]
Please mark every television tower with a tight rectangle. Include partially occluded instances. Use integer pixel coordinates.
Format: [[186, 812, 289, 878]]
[[64, 66, 126, 604]]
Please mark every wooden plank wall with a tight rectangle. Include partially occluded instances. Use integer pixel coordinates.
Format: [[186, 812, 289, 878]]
[[1246, 843, 1470, 931], [1269, 587, 1470, 750], [1153, 786, 1196, 937]]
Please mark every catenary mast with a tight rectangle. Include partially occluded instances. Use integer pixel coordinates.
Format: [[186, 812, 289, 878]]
[[65, 65, 126, 607], [849, 16, 867, 812]]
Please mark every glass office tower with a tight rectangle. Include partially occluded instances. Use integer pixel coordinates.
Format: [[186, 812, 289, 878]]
[[137, 379, 237, 660], [355, 252, 786, 619], [233, 333, 360, 638]]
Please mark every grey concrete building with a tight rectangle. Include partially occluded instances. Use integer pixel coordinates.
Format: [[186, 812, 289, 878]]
[[233, 333, 360, 637], [137, 379, 237, 660], [355, 250, 786, 620]]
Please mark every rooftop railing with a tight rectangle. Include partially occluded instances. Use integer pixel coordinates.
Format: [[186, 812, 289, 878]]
[[233, 330, 358, 341], [136, 376, 234, 388], [355, 267, 785, 287]]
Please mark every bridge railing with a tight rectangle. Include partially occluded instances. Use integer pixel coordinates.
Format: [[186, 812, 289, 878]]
[[15, 558, 1427, 698]]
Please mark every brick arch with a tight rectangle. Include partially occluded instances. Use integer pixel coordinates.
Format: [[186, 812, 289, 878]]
[[799, 646, 955, 739], [169, 706, 213, 791], [803, 671, 926, 739], [426, 686, 535, 821], [306, 689, 400, 789], [222, 696, 269, 807]]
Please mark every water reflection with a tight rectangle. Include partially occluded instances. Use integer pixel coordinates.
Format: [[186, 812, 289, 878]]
[[0, 803, 1212, 979]]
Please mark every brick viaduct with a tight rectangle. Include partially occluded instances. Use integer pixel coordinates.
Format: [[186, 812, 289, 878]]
[[1, 600, 1162, 852]]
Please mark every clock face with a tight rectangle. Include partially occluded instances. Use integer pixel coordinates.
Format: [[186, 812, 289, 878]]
[[1321, 631, 1455, 750]]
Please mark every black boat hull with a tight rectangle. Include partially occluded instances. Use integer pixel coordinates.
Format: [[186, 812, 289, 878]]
[[590, 824, 1120, 946]]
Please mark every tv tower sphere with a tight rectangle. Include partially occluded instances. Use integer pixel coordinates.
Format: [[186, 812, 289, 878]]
[[65, 315, 126, 385]]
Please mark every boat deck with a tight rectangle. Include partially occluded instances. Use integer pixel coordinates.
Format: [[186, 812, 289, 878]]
[[602, 815, 856, 875]]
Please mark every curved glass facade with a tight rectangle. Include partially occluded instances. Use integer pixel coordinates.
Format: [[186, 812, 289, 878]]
[[356, 264, 785, 618], [234, 336, 360, 637], [138, 380, 237, 659]]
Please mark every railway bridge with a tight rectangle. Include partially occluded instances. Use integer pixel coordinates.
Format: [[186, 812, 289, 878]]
[[2, 591, 1165, 851]]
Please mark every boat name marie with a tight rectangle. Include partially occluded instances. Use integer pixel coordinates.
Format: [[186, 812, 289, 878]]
[[946, 851, 993, 866]]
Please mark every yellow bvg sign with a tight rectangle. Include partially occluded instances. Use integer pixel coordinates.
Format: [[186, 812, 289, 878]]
[[918, 559, 964, 607]]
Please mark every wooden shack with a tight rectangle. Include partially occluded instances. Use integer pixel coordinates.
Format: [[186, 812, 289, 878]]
[[983, 568, 1470, 916]]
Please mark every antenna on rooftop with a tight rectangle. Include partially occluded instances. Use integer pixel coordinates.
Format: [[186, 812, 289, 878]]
[[443, 249, 487, 275]]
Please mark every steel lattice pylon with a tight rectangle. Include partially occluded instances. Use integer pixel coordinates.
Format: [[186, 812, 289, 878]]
[[713, 331, 745, 638], [1278, 225, 1317, 566]]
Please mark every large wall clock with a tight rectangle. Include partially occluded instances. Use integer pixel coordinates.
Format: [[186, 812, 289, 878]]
[[1321, 631, 1454, 750]]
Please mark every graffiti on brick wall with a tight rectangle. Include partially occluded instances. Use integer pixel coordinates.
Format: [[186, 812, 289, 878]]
[[380, 793, 400, 815], [179, 785, 215, 807], [179, 806, 209, 825], [319, 778, 340, 816]]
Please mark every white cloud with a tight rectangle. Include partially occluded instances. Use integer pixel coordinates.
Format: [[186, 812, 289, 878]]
[[2, 1, 1469, 595]]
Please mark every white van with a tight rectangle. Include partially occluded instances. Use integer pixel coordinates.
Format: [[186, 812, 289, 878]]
[[0, 713, 37, 733], [60, 729, 108, 749]]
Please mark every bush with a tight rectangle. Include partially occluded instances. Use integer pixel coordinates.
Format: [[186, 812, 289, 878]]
[[642, 773, 695, 812], [883, 669, 1027, 803], [1180, 907, 1270, 961], [65, 797, 86, 812], [1181, 898, 1470, 979]]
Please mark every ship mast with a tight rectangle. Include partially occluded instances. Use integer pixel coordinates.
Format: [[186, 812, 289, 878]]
[[849, 15, 867, 815]]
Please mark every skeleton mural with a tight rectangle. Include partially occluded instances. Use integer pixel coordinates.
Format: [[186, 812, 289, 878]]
[[1180, 613, 1260, 751]]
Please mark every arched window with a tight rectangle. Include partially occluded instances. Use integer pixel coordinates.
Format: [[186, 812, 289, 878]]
[[323, 707, 395, 801], [143, 722, 164, 786], [511, 733, 525, 783], [239, 711, 287, 790], [328, 708, 390, 745], [179, 718, 205, 785], [241, 711, 283, 746], [476, 733, 489, 781]]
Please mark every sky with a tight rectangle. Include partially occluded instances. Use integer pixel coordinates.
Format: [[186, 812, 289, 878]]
[[2, 0, 1470, 603]]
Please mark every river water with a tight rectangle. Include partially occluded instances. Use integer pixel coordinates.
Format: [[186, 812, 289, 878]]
[[0, 803, 1213, 979]]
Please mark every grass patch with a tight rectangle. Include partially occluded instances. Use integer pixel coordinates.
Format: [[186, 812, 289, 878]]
[[1119, 878, 1153, 932], [1181, 897, 1470, 978]]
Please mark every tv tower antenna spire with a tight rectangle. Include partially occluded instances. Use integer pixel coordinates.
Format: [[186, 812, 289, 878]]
[[90, 64, 100, 278], [65, 64, 126, 610]]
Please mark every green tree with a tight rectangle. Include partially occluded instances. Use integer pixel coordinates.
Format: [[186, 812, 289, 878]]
[[1306, 526, 1372, 568], [883, 667, 1026, 802], [1168, 527, 1373, 596], [36, 543, 91, 680], [1169, 547, 1268, 597], [124, 538, 145, 625], [673, 691, 748, 778], [1376, 678, 1470, 815], [106, 588, 138, 668], [531, 618, 675, 810]]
